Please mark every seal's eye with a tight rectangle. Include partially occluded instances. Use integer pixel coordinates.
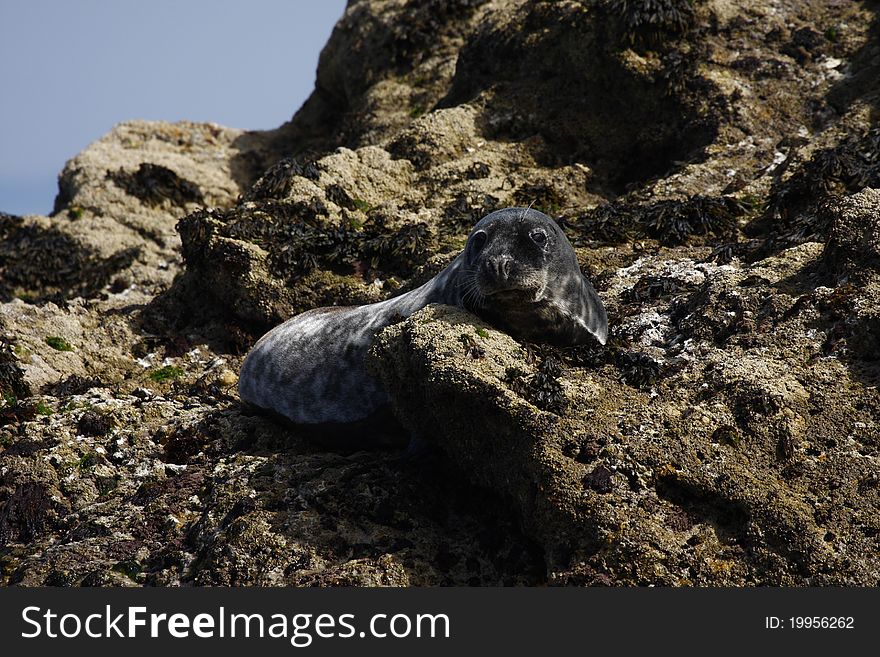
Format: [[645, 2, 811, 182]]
[[529, 229, 547, 247], [471, 230, 488, 252]]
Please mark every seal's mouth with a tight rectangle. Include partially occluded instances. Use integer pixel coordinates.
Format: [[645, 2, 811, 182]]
[[480, 285, 533, 297], [460, 265, 545, 310], [476, 281, 543, 302], [475, 264, 542, 293]]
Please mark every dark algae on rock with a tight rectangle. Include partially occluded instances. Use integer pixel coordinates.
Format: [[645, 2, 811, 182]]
[[1, 0, 879, 586]]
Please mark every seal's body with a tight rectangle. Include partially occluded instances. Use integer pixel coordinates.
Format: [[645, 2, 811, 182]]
[[238, 208, 607, 423]]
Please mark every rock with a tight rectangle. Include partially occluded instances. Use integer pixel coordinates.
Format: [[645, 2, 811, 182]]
[[823, 187, 880, 278], [369, 297, 878, 584]]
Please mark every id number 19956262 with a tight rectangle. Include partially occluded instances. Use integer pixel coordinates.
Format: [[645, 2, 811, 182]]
[[765, 616, 854, 629]]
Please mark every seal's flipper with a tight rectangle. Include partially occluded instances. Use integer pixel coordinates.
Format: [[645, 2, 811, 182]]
[[557, 274, 608, 345]]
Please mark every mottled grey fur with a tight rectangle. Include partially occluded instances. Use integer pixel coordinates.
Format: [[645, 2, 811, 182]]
[[239, 208, 607, 423]]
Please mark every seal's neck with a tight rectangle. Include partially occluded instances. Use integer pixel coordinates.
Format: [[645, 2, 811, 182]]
[[380, 254, 464, 318]]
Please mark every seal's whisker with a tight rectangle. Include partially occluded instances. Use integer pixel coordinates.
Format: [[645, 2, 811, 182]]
[[518, 200, 535, 222], [458, 273, 486, 310]]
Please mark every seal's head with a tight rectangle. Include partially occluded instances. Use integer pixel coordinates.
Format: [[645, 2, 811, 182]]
[[459, 207, 608, 346]]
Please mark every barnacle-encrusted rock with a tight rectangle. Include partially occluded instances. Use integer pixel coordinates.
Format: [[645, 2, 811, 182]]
[[823, 187, 880, 276], [368, 250, 880, 584]]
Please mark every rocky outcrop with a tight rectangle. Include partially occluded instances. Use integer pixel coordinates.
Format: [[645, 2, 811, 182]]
[[1, 0, 878, 586], [369, 226, 880, 584]]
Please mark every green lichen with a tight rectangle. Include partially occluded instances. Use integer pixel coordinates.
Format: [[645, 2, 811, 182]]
[[60, 399, 94, 413], [351, 198, 372, 213], [475, 327, 489, 339], [34, 402, 53, 416], [149, 365, 185, 383], [77, 451, 99, 470], [45, 336, 73, 352], [345, 216, 365, 231]]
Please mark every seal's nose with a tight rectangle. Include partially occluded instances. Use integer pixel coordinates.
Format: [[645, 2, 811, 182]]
[[483, 255, 512, 282]]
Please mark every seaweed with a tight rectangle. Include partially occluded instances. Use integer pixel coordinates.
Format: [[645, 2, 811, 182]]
[[0, 336, 30, 400], [575, 195, 744, 246], [443, 193, 500, 231], [780, 27, 828, 64], [513, 183, 565, 217], [465, 162, 490, 179], [604, 0, 696, 46], [753, 127, 880, 250], [389, 0, 488, 72], [267, 212, 434, 281], [107, 163, 204, 207], [458, 333, 486, 359], [643, 196, 743, 244], [616, 351, 662, 389], [0, 221, 140, 304], [660, 48, 695, 93], [77, 411, 113, 437], [506, 351, 567, 414], [242, 156, 319, 202], [361, 222, 432, 274], [702, 242, 739, 265], [324, 184, 359, 210], [572, 203, 638, 244], [582, 465, 614, 493], [627, 275, 697, 303], [0, 395, 38, 427]]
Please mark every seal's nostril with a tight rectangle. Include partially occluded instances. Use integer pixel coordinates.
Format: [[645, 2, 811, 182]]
[[493, 257, 507, 280], [483, 255, 512, 282]]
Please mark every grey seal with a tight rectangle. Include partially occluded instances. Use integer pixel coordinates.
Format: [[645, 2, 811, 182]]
[[238, 207, 608, 423]]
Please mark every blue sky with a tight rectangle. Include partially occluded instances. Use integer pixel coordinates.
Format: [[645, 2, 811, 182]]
[[0, 0, 346, 215]]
